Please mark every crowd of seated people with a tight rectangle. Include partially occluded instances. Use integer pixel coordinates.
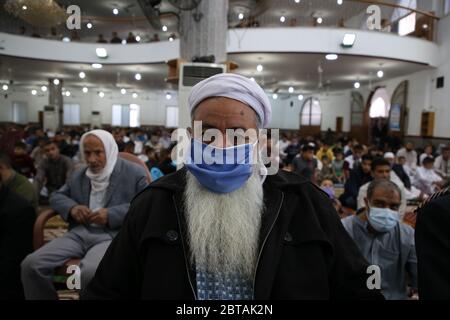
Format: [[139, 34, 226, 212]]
[[1, 122, 449, 300]]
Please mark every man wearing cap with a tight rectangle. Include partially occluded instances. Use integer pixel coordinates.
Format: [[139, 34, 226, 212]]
[[21, 130, 149, 299], [84, 74, 382, 300]]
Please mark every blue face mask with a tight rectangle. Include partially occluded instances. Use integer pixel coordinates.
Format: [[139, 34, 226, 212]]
[[367, 206, 399, 233], [185, 139, 254, 194], [321, 186, 335, 199]]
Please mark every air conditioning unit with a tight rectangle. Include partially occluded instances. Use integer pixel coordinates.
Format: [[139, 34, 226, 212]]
[[177, 62, 226, 128], [43, 105, 58, 132]]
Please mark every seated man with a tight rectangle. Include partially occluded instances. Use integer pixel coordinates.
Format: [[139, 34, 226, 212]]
[[0, 183, 36, 299], [83, 73, 382, 300], [434, 146, 450, 180], [11, 141, 36, 179], [21, 129, 149, 299], [339, 154, 372, 209], [342, 180, 417, 300], [292, 143, 318, 182], [357, 157, 407, 217], [414, 157, 444, 195], [35, 140, 74, 196], [0, 151, 38, 210]]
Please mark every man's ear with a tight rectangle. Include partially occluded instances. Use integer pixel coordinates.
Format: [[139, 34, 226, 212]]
[[364, 197, 370, 210]]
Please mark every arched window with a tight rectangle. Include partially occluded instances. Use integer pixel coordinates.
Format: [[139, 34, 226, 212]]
[[369, 88, 391, 118], [300, 97, 322, 126]]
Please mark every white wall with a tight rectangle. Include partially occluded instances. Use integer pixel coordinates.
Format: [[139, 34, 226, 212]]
[[0, 89, 178, 127]]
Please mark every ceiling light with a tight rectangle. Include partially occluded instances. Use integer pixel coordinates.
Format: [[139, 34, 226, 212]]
[[65, 91, 71, 97], [326, 53, 338, 60], [337, 0, 343, 5], [31, 89, 37, 95], [22, 5, 27, 10], [250, 77, 255, 82], [62, 37, 70, 42], [92, 63, 102, 69], [256, 64, 263, 72], [377, 70, 384, 78], [295, 0, 301, 3], [272, 93, 278, 100], [82, 87, 88, 93], [98, 91, 105, 98], [166, 93, 172, 100], [53, 78, 60, 85], [135, 35, 141, 42], [298, 94, 304, 100], [79, 71, 86, 79], [2, 84, 8, 91], [280, 16, 286, 23], [113, 8, 119, 15], [135, 73, 142, 80], [317, 17, 323, 24], [354, 82, 360, 89], [238, 13, 244, 20], [121, 88, 127, 95], [132, 92, 138, 99], [41, 85, 47, 92], [96, 48, 108, 58], [162, 25, 168, 32], [87, 22, 93, 29], [288, 86, 294, 93], [342, 33, 356, 47], [169, 36, 174, 42], [121, 39, 127, 44]]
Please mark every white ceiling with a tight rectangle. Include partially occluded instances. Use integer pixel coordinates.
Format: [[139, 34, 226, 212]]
[[0, 52, 431, 95]]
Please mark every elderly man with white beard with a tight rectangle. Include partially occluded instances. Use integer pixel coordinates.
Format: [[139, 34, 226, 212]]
[[83, 74, 383, 300]]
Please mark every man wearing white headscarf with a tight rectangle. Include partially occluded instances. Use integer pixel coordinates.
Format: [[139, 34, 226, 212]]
[[21, 130, 148, 299], [85, 74, 383, 300]]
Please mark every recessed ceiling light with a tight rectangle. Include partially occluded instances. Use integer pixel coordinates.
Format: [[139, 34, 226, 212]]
[[113, 8, 119, 15], [92, 63, 103, 69], [162, 25, 168, 32], [2, 84, 8, 91], [62, 37, 71, 42], [326, 53, 338, 60], [280, 16, 286, 23], [41, 85, 47, 92], [121, 88, 127, 95], [65, 91, 71, 97], [337, 0, 343, 5], [298, 94, 304, 100], [98, 91, 105, 98], [295, 0, 301, 3], [256, 64, 263, 72], [135, 35, 141, 42], [53, 79, 60, 85], [82, 87, 88, 93], [422, 24, 429, 29], [169, 36, 174, 42], [31, 89, 37, 95], [135, 73, 142, 81], [354, 82, 360, 89], [121, 39, 127, 44], [166, 93, 172, 100], [87, 22, 93, 29], [272, 93, 278, 100], [79, 72, 86, 79], [238, 13, 244, 20], [288, 86, 294, 93], [22, 5, 27, 10], [377, 70, 384, 78], [317, 17, 323, 24], [250, 77, 255, 82], [132, 92, 138, 99], [342, 33, 356, 47]]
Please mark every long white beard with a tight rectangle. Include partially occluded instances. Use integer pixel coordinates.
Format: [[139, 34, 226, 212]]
[[184, 167, 264, 278]]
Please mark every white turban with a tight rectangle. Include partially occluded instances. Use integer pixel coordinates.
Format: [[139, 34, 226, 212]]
[[384, 152, 395, 159], [79, 129, 118, 193], [188, 73, 272, 128]]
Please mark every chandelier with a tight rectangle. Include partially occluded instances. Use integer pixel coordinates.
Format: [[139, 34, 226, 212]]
[[4, 0, 67, 28]]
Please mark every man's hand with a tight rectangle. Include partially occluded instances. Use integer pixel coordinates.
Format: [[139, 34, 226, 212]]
[[88, 208, 108, 226], [70, 205, 92, 224]]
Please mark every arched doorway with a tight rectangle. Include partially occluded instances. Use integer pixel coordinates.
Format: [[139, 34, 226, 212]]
[[368, 87, 391, 147], [300, 97, 322, 136], [350, 91, 366, 142], [388, 80, 408, 138]]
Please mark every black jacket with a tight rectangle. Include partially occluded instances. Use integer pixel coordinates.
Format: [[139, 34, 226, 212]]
[[0, 185, 36, 299], [392, 164, 411, 189], [83, 168, 383, 300], [339, 166, 372, 209], [415, 193, 450, 299]]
